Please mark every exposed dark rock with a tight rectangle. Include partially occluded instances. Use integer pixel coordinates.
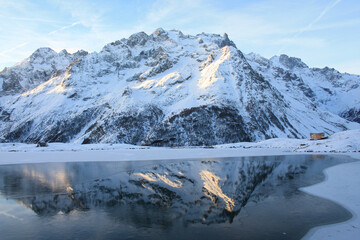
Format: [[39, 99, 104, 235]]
[[37, 107, 103, 143], [340, 108, 360, 123], [217, 33, 237, 48], [143, 105, 250, 146], [85, 105, 164, 145], [1, 71, 23, 92], [312, 67, 342, 85], [3, 106, 105, 144], [127, 32, 149, 47], [277, 54, 308, 69], [151, 28, 169, 42], [3, 120, 34, 142]]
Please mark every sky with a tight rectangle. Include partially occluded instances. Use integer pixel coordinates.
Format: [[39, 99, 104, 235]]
[[0, 0, 359, 74]]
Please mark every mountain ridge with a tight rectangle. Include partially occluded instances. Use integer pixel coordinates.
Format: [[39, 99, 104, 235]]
[[0, 28, 359, 146]]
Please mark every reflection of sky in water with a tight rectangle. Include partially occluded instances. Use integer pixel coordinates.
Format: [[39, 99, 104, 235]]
[[0, 155, 354, 240]]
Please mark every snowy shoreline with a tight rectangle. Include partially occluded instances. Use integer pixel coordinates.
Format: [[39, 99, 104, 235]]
[[301, 156, 360, 240], [0, 129, 359, 239], [0, 129, 359, 165]]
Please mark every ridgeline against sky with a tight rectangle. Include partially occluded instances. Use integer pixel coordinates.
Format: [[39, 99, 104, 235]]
[[0, 0, 359, 74], [1, 29, 359, 145]]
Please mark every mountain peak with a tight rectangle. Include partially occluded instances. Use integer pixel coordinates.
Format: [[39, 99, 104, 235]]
[[127, 31, 149, 47], [59, 49, 68, 54], [218, 32, 236, 48], [0, 47, 88, 94], [153, 27, 166, 35], [0, 29, 359, 146], [30, 47, 57, 60], [271, 54, 308, 70], [33, 47, 56, 53]]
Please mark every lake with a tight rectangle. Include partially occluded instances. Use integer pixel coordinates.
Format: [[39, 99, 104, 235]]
[[0, 155, 354, 240]]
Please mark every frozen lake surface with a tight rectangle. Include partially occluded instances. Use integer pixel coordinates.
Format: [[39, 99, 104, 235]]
[[0, 155, 355, 240]]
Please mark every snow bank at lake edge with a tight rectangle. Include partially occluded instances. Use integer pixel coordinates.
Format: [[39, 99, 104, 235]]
[[301, 153, 360, 240], [1, 129, 359, 156]]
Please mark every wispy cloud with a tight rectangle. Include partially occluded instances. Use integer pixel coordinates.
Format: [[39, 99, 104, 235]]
[[0, 0, 358, 74], [296, 0, 343, 37], [277, 0, 343, 54], [299, 18, 360, 32], [0, 20, 82, 58], [48, 21, 81, 35], [145, 0, 203, 25], [51, 0, 106, 31], [140, 0, 283, 39], [0, 42, 29, 57], [9, 16, 68, 24]]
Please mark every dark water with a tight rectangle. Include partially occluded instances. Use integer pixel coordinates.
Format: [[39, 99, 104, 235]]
[[0, 155, 355, 240]]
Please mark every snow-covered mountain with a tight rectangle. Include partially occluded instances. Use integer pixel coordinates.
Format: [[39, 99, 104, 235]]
[[0, 48, 88, 95], [246, 53, 360, 124], [0, 28, 359, 146]]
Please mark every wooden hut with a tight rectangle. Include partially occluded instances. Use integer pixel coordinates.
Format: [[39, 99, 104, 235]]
[[310, 133, 327, 140]]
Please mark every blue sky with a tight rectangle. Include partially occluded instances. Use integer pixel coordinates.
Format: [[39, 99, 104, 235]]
[[0, 0, 359, 74]]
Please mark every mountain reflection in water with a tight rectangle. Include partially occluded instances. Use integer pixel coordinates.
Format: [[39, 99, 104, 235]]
[[0, 155, 354, 240]]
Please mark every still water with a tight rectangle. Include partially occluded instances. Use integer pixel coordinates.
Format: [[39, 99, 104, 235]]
[[0, 155, 354, 240]]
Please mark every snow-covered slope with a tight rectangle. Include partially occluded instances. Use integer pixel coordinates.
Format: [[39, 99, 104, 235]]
[[0, 29, 359, 146], [246, 53, 360, 123], [0, 48, 88, 95]]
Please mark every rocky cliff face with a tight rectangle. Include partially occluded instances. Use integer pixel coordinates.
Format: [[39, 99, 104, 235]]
[[0, 28, 359, 145]]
